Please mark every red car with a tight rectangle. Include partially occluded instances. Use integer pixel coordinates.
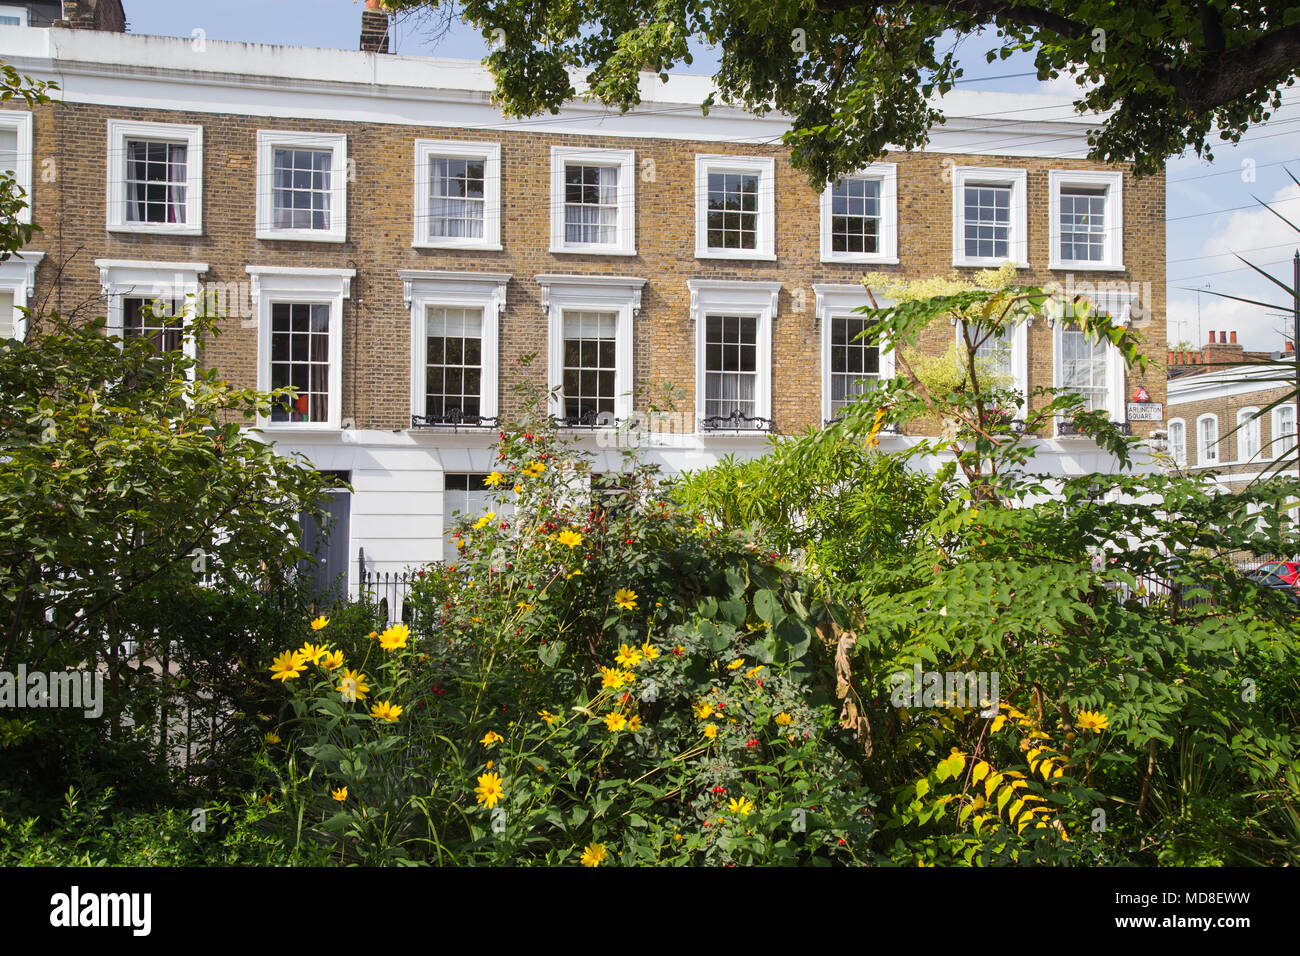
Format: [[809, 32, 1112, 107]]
[[1246, 561, 1300, 589]]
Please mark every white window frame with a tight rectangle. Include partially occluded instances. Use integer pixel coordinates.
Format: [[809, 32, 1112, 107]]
[[0, 110, 33, 224], [1051, 291, 1132, 434], [255, 131, 348, 243], [1167, 417, 1187, 467], [537, 274, 644, 424], [1237, 406, 1262, 463], [248, 266, 354, 430], [0, 5, 28, 26], [688, 279, 780, 431], [952, 166, 1028, 268], [0, 250, 42, 340], [1197, 413, 1220, 465], [1048, 169, 1124, 271], [105, 119, 203, 236], [402, 270, 509, 425], [413, 140, 501, 251], [819, 164, 898, 264], [814, 285, 895, 423], [549, 147, 636, 256], [1272, 404, 1297, 460], [956, 317, 1029, 412], [694, 155, 776, 261], [96, 258, 208, 364]]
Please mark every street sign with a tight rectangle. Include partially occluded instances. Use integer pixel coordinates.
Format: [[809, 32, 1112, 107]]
[[1126, 402, 1163, 422]]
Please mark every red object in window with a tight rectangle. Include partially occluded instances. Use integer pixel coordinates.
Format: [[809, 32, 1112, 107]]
[[294, 394, 309, 415]]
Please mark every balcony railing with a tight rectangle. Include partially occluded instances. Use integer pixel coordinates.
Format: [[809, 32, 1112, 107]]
[[1057, 418, 1132, 438], [552, 409, 619, 429], [410, 410, 499, 430], [701, 410, 775, 433]]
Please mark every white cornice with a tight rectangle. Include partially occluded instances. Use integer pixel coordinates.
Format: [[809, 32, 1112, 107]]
[[1168, 361, 1297, 404], [0, 27, 1101, 155]]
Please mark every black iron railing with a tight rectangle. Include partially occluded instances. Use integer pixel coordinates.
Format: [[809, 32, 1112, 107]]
[[411, 411, 499, 430], [701, 410, 775, 432]]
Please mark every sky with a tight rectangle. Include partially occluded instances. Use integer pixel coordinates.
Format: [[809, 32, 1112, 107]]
[[119, 0, 1300, 352]]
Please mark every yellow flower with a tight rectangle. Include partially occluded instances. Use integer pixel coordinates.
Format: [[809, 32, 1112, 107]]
[[475, 771, 505, 808], [627, 714, 643, 731], [523, 461, 546, 477], [774, 712, 793, 726], [539, 709, 559, 725], [484, 471, 504, 487], [556, 529, 582, 548], [615, 643, 643, 667], [481, 731, 504, 747], [605, 712, 627, 732], [368, 631, 379, 640], [474, 512, 496, 530], [693, 701, 714, 720], [331, 786, 347, 802], [579, 842, 608, 867], [337, 668, 369, 702], [728, 796, 755, 816], [320, 649, 345, 671], [640, 641, 659, 661], [614, 588, 638, 611], [264, 731, 281, 744], [702, 723, 718, 739], [378, 622, 410, 652], [566, 569, 583, 580], [516, 601, 535, 612], [370, 700, 403, 722], [269, 651, 307, 682], [744, 665, 764, 679], [512, 483, 523, 494], [1076, 709, 1110, 733], [310, 615, 329, 631], [600, 666, 633, 690], [727, 658, 745, 671], [297, 642, 329, 665]]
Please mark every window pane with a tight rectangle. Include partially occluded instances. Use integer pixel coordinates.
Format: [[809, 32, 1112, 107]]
[[122, 296, 184, 352], [1059, 324, 1107, 412], [706, 172, 759, 250], [429, 156, 485, 240], [1059, 186, 1106, 262], [425, 306, 483, 420], [125, 140, 188, 224], [563, 164, 619, 245], [270, 302, 332, 422], [963, 183, 1011, 259], [829, 316, 881, 414], [704, 313, 758, 418], [273, 147, 332, 231], [830, 177, 881, 254], [561, 310, 617, 420]]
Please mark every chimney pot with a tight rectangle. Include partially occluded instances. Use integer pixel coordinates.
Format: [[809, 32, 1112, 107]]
[[1230, 331, 1238, 344]]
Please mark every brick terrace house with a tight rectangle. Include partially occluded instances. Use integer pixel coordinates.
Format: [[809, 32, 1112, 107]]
[[1167, 331, 1299, 489], [0, 4, 1167, 594]]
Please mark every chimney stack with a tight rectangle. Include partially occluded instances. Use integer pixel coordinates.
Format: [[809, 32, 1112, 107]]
[[361, 0, 391, 54], [56, 0, 125, 31]]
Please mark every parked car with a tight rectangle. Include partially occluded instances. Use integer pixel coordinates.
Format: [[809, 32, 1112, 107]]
[[1244, 561, 1300, 604]]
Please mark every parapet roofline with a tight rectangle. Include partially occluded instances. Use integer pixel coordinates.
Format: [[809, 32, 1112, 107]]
[[0, 25, 1105, 153]]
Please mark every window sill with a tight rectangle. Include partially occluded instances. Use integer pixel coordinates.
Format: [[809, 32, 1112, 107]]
[[548, 245, 638, 257], [821, 254, 899, 265], [256, 422, 342, 434], [1049, 260, 1126, 272], [256, 230, 347, 244], [953, 257, 1028, 269], [107, 222, 203, 237], [695, 249, 777, 262], [413, 239, 503, 252]]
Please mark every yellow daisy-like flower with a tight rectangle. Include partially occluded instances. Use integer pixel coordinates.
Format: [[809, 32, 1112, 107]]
[[378, 622, 410, 652], [693, 701, 715, 720], [604, 712, 627, 732], [728, 796, 754, 816], [774, 712, 793, 726], [475, 771, 505, 809], [331, 787, 347, 802], [320, 649, 345, 671], [539, 709, 559, 725], [640, 641, 659, 661], [627, 714, 643, 731], [702, 723, 718, 739], [337, 668, 369, 702], [615, 643, 643, 667], [269, 650, 307, 682], [474, 512, 496, 530], [481, 731, 504, 747], [264, 731, 281, 744], [370, 700, 403, 722], [566, 570, 583, 580], [556, 529, 582, 548], [579, 842, 608, 867], [310, 615, 330, 631], [614, 588, 638, 611], [512, 483, 523, 494], [1076, 709, 1110, 733], [600, 666, 633, 690], [727, 658, 745, 671], [368, 631, 379, 640], [298, 642, 329, 666], [484, 471, 504, 487], [744, 665, 764, 679], [523, 461, 546, 477]]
